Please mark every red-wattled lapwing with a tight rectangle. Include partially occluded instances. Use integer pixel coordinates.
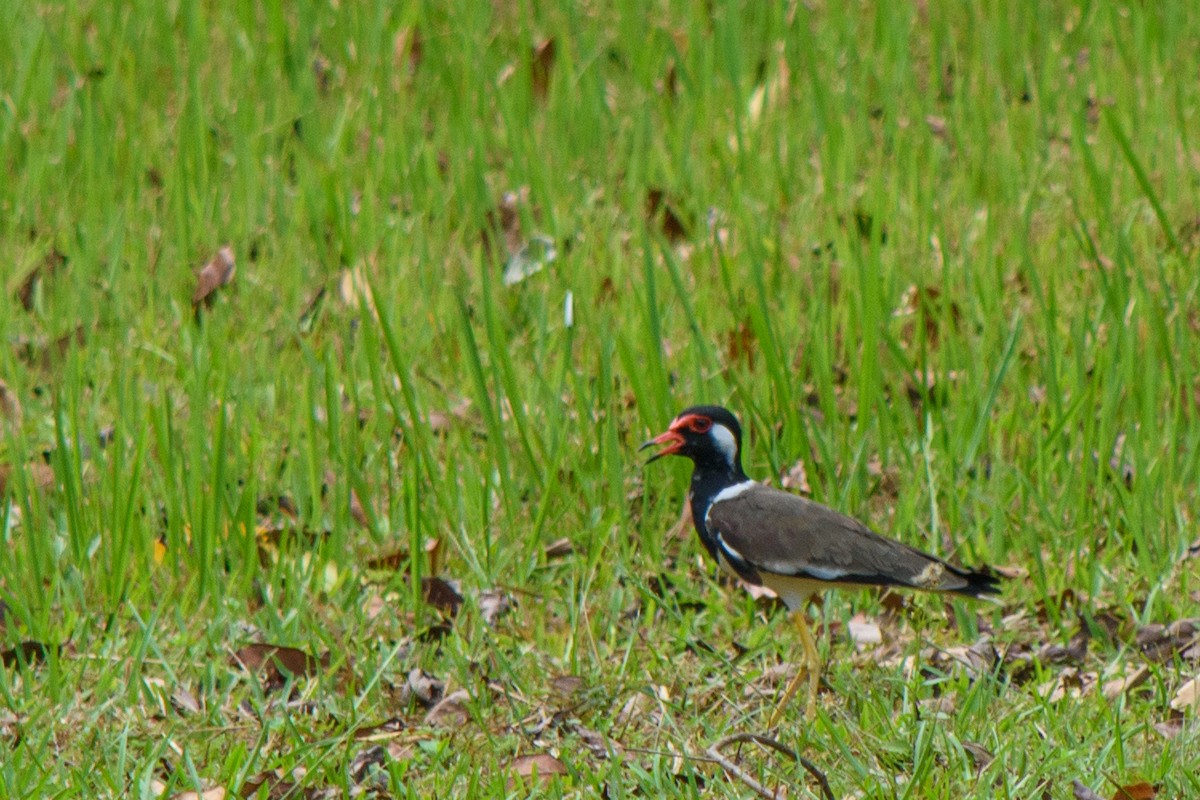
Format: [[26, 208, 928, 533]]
[[641, 405, 1001, 724]]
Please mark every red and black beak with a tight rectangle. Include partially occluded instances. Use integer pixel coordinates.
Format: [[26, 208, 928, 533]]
[[640, 427, 684, 464]]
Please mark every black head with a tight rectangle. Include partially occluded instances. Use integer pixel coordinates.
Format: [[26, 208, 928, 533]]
[[640, 405, 744, 472]]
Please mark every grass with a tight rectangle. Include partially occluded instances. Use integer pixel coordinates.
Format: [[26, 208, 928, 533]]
[[2, 0, 1199, 796]]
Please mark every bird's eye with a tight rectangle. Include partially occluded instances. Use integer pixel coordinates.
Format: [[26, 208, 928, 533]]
[[690, 417, 712, 433]]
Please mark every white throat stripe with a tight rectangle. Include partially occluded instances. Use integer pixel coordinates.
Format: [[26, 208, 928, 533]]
[[710, 480, 757, 505]]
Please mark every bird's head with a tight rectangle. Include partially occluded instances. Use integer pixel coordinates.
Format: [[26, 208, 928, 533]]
[[640, 405, 743, 471]]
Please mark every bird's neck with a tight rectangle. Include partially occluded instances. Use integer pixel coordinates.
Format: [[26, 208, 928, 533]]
[[688, 459, 749, 556]]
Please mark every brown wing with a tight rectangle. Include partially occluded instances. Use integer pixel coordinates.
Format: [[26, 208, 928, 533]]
[[706, 484, 998, 597]]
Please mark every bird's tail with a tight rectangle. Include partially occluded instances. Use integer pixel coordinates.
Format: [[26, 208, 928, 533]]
[[945, 563, 1003, 599]]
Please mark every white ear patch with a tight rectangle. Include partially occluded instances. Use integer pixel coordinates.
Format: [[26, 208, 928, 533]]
[[709, 423, 738, 466]]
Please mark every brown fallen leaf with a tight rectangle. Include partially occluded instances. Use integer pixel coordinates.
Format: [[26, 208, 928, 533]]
[[1136, 618, 1199, 662], [238, 771, 295, 799], [171, 686, 203, 716], [230, 643, 327, 691], [530, 38, 556, 100], [349, 745, 389, 784], [2, 641, 58, 669], [1111, 782, 1157, 800], [402, 669, 444, 708], [192, 245, 236, 306], [780, 458, 811, 494], [550, 675, 585, 696], [1170, 675, 1199, 711], [421, 577, 463, 616], [1041, 667, 1099, 702], [1152, 710, 1184, 739], [544, 537, 574, 558], [645, 188, 689, 242], [961, 740, 994, 772], [15, 245, 66, 311], [171, 788, 226, 800], [507, 753, 569, 787], [366, 547, 407, 571], [425, 688, 470, 727], [1102, 665, 1151, 700]]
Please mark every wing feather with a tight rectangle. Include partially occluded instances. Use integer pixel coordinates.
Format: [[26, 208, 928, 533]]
[[706, 485, 997, 596]]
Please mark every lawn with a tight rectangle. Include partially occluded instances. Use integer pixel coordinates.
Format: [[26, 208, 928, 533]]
[[1, 1, 1198, 797]]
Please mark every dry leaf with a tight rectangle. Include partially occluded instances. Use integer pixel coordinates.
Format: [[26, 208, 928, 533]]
[[780, 458, 811, 494], [230, 643, 327, 692], [1, 641, 57, 669], [366, 547, 407, 571], [237, 771, 296, 799], [544, 537, 574, 558], [645, 188, 689, 241], [961, 740, 994, 772], [1152, 710, 1184, 739], [478, 590, 511, 626], [337, 264, 375, 317], [847, 615, 883, 647], [550, 675, 584, 696], [15, 246, 65, 310], [171, 686, 202, 716], [348, 745, 389, 784], [425, 689, 469, 727], [1111, 782, 1157, 800], [508, 753, 569, 786], [1170, 675, 1199, 711], [1041, 667, 1098, 702], [1137, 619, 1199, 662], [1102, 665, 1151, 700], [170, 788, 226, 800], [530, 38, 556, 99], [402, 669, 444, 708], [192, 245, 235, 306], [421, 577, 463, 616]]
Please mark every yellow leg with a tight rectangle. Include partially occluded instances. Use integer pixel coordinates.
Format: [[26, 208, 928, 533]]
[[768, 610, 821, 727]]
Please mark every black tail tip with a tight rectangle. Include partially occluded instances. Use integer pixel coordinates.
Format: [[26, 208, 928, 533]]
[[957, 566, 1004, 599]]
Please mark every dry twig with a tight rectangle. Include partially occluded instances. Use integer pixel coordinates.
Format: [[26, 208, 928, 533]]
[[706, 732, 834, 800]]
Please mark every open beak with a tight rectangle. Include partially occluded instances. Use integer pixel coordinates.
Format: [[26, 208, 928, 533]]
[[639, 429, 684, 464]]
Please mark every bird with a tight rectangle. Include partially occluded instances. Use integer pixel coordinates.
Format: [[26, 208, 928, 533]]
[[640, 405, 1001, 725]]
